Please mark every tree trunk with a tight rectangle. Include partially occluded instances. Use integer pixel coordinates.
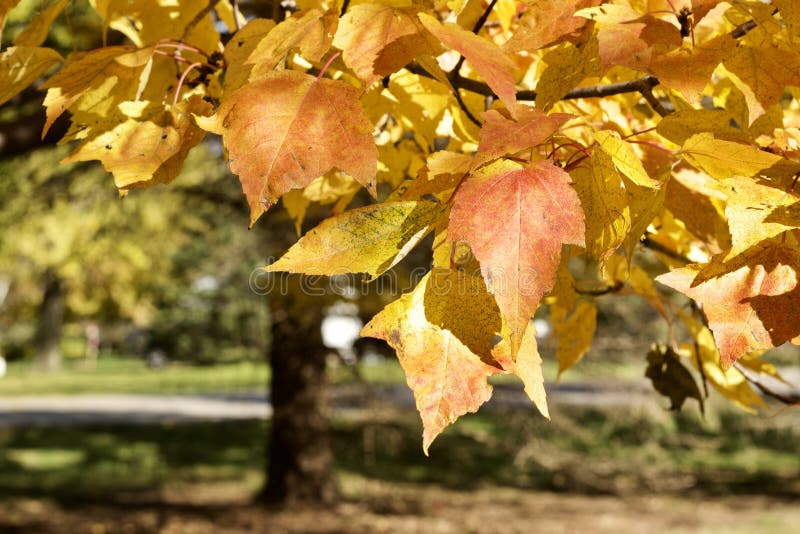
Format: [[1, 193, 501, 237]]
[[34, 270, 65, 372], [259, 283, 337, 505]]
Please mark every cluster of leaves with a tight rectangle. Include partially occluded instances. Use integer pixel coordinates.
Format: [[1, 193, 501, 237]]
[[3, 0, 800, 451]]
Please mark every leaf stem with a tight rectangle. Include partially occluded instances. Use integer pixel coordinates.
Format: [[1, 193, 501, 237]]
[[317, 51, 342, 80], [173, 62, 202, 106]]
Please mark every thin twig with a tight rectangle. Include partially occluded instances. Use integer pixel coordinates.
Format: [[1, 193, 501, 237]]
[[690, 301, 710, 399], [182, 0, 222, 40], [453, 88, 482, 126], [340, 0, 351, 17], [472, 0, 499, 34], [729, 8, 777, 39], [641, 234, 692, 263], [232, 0, 242, 32], [573, 281, 624, 296], [733, 362, 800, 405]]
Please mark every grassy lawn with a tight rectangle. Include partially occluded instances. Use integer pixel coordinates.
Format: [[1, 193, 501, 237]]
[[0, 351, 649, 397], [0, 400, 797, 500], [0, 355, 270, 396]]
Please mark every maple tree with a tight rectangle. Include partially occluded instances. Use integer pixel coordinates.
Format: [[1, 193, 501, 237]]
[[3, 0, 800, 464]]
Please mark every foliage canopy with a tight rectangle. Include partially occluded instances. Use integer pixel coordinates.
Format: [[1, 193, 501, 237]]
[[3, 0, 800, 451]]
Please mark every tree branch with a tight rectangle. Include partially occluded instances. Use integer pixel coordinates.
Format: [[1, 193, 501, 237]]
[[732, 362, 800, 405]]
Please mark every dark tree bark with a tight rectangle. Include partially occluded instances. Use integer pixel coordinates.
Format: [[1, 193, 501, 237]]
[[34, 270, 65, 372], [259, 281, 337, 505]]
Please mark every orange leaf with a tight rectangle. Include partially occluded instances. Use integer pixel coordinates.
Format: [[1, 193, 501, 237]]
[[650, 34, 734, 102], [471, 107, 573, 170], [418, 12, 517, 112], [333, 4, 441, 88], [504, 0, 600, 53], [657, 242, 800, 368], [207, 70, 378, 226], [361, 272, 500, 455], [449, 160, 585, 352]]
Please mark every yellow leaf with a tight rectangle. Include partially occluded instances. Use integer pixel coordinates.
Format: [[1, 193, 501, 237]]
[[387, 70, 453, 146], [361, 271, 500, 454], [0, 46, 61, 106], [775, 0, 800, 41], [0, 0, 22, 42], [570, 150, 630, 262], [62, 96, 211, 190], [90, 0, 224, 53], [223, 18, 276, 95], [12, 0, 68, 47], [536, 38, 601, 111], [282, 172, 362, 235], [723, 44, 800, 109], [552, 300, 596, 378], [41, 45, 155, 137], [656, 109, 751, 146], [680, 133, 783, 180], [679, 311, 766, 413], [594, 130, 659, 188], [718, 176, 800, 259], [247, 9, 336, 80], [664, 167, 730, 249], [266, 201, 444, 278], [602, 254, 668, 318]]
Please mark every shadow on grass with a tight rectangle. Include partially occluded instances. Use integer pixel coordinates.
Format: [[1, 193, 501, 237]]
[[0, 403, 797, 505]]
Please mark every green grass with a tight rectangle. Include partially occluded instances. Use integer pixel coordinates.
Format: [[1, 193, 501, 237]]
[[0, 356, 270, 396], [0, 350, 650, 397], [0, 400, 797, 500]]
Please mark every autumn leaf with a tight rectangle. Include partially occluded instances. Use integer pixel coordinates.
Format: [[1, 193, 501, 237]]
[[723, 44, 800, 109], [536, 38, 601, 111], [0, 46, 62, 107], [678, 311, 766, 413], [594, 130, 659, 188], [0, 0, 22, 42], [40, 45, 154, 136], [91, 0, 223, 53], [504, 0, 600, 53], [718, 176, 800, 259], [551, 299, 596, 378], [664, 167, 729, 249], [570, 150, 630, 262], [361, 271, 501, 454], [645, 345, 704, 412], [333, 3, 441, 88], [266, 201, 443, 278], [246, 9, 335, 81], [12, 0, 68, 47], [281, 171, 361, 235], [418, 12, 517, 112], [222, 18, 276, 95], [449, 159, 585, 352], [471, 107, 573, 170], [649, 34, 734, 102], [62, 96, 211, 190], [656, 109, 751, 146], [203, 70, 378, 226], [680, 133, 783, 179], [657, 241, 800, 368]]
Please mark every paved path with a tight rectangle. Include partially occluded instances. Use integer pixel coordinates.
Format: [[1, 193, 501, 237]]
[[0, 369, 797, 427]]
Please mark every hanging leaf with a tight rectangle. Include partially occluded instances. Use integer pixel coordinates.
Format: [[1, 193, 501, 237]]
[[202, 70, 378, 226], [449, 159, 585, 352]]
